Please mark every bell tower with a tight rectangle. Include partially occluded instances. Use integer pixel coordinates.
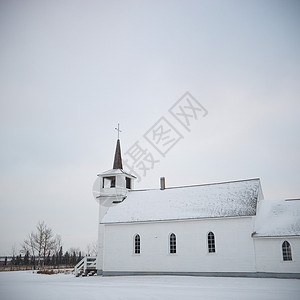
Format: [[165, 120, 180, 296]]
[[97, 123, 135, 199], [94, 125, 136, 275], [98, 139, 135, 201]]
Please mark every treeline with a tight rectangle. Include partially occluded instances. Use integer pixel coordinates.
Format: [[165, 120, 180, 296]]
[[2, 221, 96, 269], [2, 247, 82, 267]]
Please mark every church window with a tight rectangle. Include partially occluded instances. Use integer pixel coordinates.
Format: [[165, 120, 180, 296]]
[[126, 177, 131, 189], [103, 176, 116, 188], [208, 232, 216, 253], [169, 233, 176, 254], [134, 234, 140, 254], [282, 241, 292, 261]]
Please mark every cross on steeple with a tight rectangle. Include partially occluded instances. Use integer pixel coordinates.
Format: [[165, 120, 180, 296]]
[[115, 123, 122, 140]]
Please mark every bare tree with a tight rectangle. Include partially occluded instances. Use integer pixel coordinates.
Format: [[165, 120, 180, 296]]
[[34, 221, 46, 266], [53, 235, 62, 255], [86, 242, 97, 257], [11, 244, 17, 257], [42, 224, 55, 260], [22, 232, 36, 257], [10, 244, 18, 265], [69, 247, 80, 256], [22, 221, 61, 267]]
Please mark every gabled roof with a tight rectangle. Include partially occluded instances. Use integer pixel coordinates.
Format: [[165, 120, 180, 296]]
[[113, 139, 123, 170], [253, 199, 300, 237], [101, 178, 261, 224]]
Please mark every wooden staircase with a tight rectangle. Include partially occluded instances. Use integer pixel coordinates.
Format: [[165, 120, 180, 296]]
[[74, 256, 97, 277]]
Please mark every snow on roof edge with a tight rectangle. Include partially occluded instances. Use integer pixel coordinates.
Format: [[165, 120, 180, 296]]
[[130, 178, 261, 193], [101, 215, 254, 225], [253, 234, 300, 238]]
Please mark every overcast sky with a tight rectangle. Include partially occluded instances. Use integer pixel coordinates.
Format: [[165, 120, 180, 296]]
[[0, 0, 299, 255]]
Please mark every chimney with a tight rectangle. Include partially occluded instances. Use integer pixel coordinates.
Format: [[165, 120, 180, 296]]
[[160, 177, 166, 190]]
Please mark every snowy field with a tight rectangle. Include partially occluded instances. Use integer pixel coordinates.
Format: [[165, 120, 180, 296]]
[[0, 271, 300, 300]]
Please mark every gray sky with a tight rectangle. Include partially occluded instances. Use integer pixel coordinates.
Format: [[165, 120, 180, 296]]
[[0, 0, 299, 255]]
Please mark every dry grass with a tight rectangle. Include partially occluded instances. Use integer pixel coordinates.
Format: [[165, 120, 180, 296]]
[[37, 269, 73, 275], [0, 265, 74, 274]]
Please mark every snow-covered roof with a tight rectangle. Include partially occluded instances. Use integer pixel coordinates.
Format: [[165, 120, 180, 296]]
[[253, 199, 300, 237], [101, 178, 261, 224], [98, 169, 136, 178]]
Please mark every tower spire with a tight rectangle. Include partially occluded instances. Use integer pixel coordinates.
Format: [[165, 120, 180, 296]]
[[113, 123, 123, 169]]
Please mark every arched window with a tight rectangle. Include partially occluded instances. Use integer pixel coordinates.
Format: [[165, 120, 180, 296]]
[[282, 241, 292, 261], [134, 234, 140, 254], [208, 232, 216, 253], [170, 233, 176, 254]]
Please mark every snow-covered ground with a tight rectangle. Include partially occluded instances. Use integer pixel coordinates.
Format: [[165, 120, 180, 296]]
[[0, 271, 299, 300]]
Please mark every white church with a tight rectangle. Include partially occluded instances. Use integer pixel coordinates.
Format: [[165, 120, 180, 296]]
[[92, 138, 300, 278]]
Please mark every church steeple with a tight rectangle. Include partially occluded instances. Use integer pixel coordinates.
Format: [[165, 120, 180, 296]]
[[113, 123, 123, 169], [95, 124, 136, 201], [113, 139, 123, 170]]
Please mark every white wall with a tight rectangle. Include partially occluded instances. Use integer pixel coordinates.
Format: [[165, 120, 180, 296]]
[[254, 237, 300, 273], [96, 197, 114, 271], [103, 217, 256, 273], [96, 173, 130, 271]]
